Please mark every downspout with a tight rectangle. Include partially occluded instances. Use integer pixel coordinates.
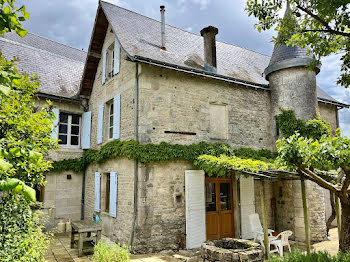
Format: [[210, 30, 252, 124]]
[[81, 98, 89, 220], [130, 62, 139, 249]]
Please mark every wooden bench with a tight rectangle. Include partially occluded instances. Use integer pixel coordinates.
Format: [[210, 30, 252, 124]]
[[70, 220, 102, 257]]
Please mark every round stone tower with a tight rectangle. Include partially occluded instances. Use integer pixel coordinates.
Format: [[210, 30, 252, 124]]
[[264, 4, 320, 122]]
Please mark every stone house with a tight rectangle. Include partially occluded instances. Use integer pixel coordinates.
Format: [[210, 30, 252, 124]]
[[1, 1, 348, 253], [0, 32, 87, 227]]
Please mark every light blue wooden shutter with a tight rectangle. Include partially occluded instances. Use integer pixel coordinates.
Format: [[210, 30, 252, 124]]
[[52, 108, 59, 139], [94, 172, 100, 212], [109, 172, 117, 217], [97, 104, 104, 144], [82, 111, 91, 149], [113, 39, 120, 75], [112, 94, 121, 140], [101, 48, 107, 84]]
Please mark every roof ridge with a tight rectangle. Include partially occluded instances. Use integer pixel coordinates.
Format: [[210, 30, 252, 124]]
[[100, 0, 270, 57], [0, 37, 85, 64], [24, 32, 87, 54]]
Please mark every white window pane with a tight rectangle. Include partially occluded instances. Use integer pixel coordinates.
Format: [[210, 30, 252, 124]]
[[59, 135, 67, 145], [71, 125, 80, 135]]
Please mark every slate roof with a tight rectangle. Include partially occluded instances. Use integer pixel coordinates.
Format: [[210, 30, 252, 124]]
[[0, 32, 86, 98]]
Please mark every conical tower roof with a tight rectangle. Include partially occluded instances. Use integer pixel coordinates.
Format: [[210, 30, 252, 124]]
[[264, 1, 320, 79]]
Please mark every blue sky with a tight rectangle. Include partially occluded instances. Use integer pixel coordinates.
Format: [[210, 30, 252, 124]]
[[19, 0, 350, 136]]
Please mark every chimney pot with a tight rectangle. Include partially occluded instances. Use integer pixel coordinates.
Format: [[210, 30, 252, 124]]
[[200, 26, 218, 73]]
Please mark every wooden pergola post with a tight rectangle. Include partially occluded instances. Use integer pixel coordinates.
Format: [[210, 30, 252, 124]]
[[301, 179, 311, 254], [260, 179, 270, 259], [335, 195, 341, 241]]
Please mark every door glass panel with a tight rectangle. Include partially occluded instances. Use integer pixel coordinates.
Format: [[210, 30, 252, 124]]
[[205, 183, 216, 212], [220, 183, 231, 211]]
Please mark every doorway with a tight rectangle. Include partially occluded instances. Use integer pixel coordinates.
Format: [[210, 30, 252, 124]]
[[205, 177, 234, 240]]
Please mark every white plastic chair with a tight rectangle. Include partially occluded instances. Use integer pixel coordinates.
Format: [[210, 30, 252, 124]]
[[269, 230, 293, 257], [249, 214, 276, 253]]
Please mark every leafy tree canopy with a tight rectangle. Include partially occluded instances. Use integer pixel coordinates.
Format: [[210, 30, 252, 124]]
[[0, 0, 29, 37], [246, 0, 350, 87]]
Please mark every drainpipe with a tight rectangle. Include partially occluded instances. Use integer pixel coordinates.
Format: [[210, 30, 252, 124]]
[[81, 98, 89, 220], [130, 62, 139, 249]]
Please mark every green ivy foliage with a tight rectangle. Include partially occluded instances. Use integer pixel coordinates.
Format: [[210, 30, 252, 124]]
[[52, 140, 234, 173], [276, 109, 331, 140], [52, 140, 280, 173]]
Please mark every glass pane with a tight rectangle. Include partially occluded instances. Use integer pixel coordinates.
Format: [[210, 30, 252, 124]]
[[71, 125, 79, 135], [109, 127, 113, 139], [71, 114, 80, 125], [205, 183, 216, 212], [58, 135, 67, 144], [60, 113, 68, 123], [220, 183, 231, 211], [110, 116, 114, 127], [110, 103, 114, 115], [59, 124, 68, 134], [71, 136, 79, 145]]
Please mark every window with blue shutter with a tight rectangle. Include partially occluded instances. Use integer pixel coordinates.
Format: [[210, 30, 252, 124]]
[[113, 39, 120, 75], [101, 49, 107, 84], [52, 108, 59, 139], [82, 111, 92, 149], [95, 172, 101, 212], [97, 104, 104, 144], [109, 172, 117, 217], [113, 94, 121, 140]]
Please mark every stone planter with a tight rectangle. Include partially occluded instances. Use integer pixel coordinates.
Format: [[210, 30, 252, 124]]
[[201, 238, 263, 262]]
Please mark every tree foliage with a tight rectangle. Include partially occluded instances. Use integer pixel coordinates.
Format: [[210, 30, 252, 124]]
[[0, 0, 29, 37], [0, 55, 57, 188], [246, 0, 350, 87]]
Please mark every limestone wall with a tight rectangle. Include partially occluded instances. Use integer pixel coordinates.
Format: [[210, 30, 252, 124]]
[[137, 65, 275, 150], [88, 24, 136, 149], [84, 157, 135, 246], [318, 102, 338, 133]]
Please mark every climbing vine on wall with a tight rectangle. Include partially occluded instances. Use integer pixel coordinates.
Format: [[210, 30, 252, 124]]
[[276, 108, 331, 140], [52, 140, 277, 173]]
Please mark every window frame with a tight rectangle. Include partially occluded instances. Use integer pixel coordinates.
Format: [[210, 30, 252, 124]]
[[105, 43, 115, 80], [108, 102, 114, 140], [58, 112, 81, 148]]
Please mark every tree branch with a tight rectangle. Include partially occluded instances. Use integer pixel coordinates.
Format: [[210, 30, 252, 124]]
[[297, 165, 339, 193], [294, 3, 350, 37]]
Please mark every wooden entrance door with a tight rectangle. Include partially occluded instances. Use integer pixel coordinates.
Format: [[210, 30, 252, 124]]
[[205, 177, 234, 240]]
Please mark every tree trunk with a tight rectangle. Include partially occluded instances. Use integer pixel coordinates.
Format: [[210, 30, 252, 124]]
[[326, 192, 336, 236], [339, 201, 350, 252]]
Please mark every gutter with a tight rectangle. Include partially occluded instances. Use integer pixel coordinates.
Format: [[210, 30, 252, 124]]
[[132, 55, 270, 91], [37, 92, 81, 104], [317, 98, 349, 109], [130, 62, 140, 249]]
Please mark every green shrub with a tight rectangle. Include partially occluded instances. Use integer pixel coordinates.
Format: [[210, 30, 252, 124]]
[[268, 250, 350, 262], [93, 240, 130, 262], [0, 193, 52, 261]]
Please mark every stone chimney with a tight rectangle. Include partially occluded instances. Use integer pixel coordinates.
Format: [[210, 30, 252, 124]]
[[160, 5, 166, 50], [200, 26, 218, 73]]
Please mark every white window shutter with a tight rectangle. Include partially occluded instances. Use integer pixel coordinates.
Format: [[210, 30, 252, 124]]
[[82, 111, 92, 149], [52, 108, 59, 139], [113, 94, 121, 140], [185, 170, 206, 249], [101, 48, 107, 84], [109, 172, 117, 217], [240, 176, 256, 239], [97, 104, 104, 145], [113, 39, 120, 75], [95, 172, 101, 212]]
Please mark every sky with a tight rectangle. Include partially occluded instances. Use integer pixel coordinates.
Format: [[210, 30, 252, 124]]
[[18, 0, 350, 136]]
